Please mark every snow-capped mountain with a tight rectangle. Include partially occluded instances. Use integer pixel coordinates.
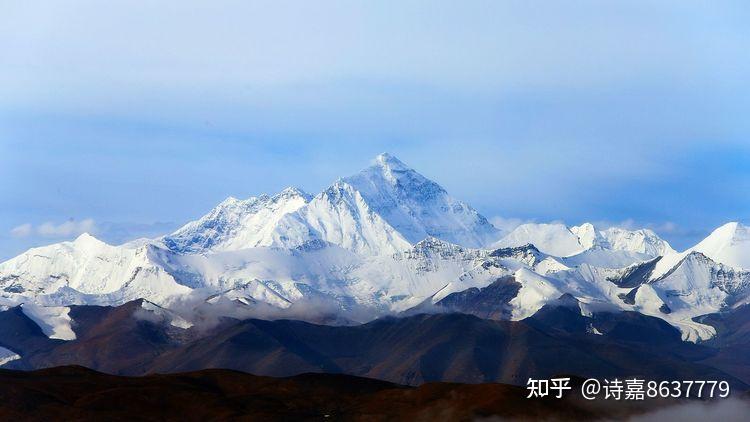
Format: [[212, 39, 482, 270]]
[[1, 152, 748, 345], [494, 223, 585, 257], [163, 187, 311, 253], [0, 233, 190, 304], [597, 226, 676, 256], [642, 252, 750, 341], [648, 222, 750, 282], [164, 153, 499, 256], [338, 153, 500, 248], [271, 180, 413, 255], [495, 222, 674, 266]]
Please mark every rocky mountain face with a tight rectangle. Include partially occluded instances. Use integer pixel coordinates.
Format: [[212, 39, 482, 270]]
[[0, 300, 743, 389]]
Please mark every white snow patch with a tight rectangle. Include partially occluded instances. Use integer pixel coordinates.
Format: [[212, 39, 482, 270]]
[[0, 346, 20, 366], [140, 300, 193, 329], [21, 304, 76, 340], [509, 268, 562, 320]]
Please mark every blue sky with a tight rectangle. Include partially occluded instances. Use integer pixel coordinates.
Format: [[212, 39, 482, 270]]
[[1, 0, 749, 259]]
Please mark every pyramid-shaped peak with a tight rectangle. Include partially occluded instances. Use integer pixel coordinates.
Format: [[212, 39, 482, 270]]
[[73, 232, 107, 248], [75, 232, 98, 242], [341, 153, 446, 205]]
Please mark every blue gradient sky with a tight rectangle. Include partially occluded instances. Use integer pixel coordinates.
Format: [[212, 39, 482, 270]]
[[1, 1, 749, 259]]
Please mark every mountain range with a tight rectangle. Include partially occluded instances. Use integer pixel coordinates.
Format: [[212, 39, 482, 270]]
[[1, 298, 746, 387], [1, 152, 749, 374]]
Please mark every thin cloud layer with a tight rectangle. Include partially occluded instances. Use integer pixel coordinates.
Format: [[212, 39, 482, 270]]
[[9, 223, 32, 238], [10, 219, 96, 238]]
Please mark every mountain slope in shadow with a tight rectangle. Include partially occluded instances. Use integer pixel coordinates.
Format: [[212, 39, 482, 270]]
[[0, 366, 687, 421], [0, 300, 743, 388]]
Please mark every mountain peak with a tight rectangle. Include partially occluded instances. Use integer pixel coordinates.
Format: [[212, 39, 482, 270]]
[[344, 153, 442, 201], [496, 222, 674, 259], [218, 196, 242, 207], [699, 222, 748, 246], [70, 232, 111, 253], [712, 222, 747, 238], [365, 153, 417, 187], [74, 232, 104, 246], [495, 223, 584, 257], [316, 153, 499, 249], [690, 221, 750, 269], [276, 186, 311, 201], [374, 152, 409, 170], [163, 187, 311, 254]]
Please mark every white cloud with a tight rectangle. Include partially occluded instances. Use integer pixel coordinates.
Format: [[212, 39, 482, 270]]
[[10, 223, 32, 238], [489, 216, 535, 234], [37, 218, 96, 237], [652, 221, 679, 234], [9, 219, 97, 238]]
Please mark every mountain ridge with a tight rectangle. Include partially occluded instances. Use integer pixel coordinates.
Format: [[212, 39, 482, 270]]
[[0, 153, 748, 344]]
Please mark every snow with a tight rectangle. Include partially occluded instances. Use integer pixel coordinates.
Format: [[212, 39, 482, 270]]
[[340, 153, 500, 248], [0, 235, 191, 304], [599, 227, 675, 256], [509, 268, 563, 319], [21, 304, 76, 340], [563, 249, 653, 269], [570, 223, 599, 249], [140, 300, 193, 329], [531, 257, 570, 275], [632, 284, 667, 314], [496, 222, 674, 260], [691, 222, 750, 269], [0, 346, 20, 366], [164, 154, 499, 256], [587, 324, 603, 335], [282, 181, 414, 255], [495, 223, 586, 257], [164, 187, 311, 253], [651, 222, 750, 280], [635, 251, 750, 341]]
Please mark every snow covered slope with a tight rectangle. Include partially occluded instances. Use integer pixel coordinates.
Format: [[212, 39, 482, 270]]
[[271, 181, 413, 255], [0, 233, 191, 306], [691, 222, 750, 269], [338, 153, 500, 248], [494, 223, 586, 257], [651, 222, 750, 281], [495, 222, 673, 261], [647, 252, 750, 341], [164, 187, 311, 253], [598, 226, 676, 256]]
